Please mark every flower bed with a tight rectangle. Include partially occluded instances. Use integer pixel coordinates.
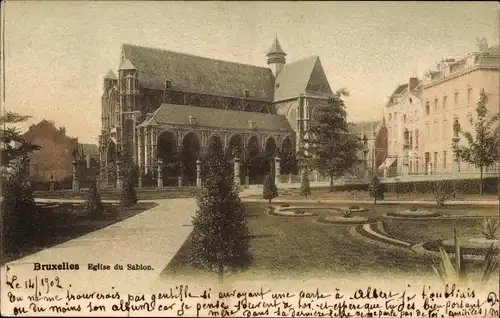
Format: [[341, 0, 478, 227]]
[[268, 206, 316, 217], [385, 209, 440, 218], [317, 215, 369, 224]]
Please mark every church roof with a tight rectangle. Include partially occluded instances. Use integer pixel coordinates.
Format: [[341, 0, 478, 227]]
[[121, 44, 275, 101], [104, 70, 117, 79], [119, 59, 136, 71], [274, 56, 333, 101], [267, 37, 285, 55], [137, 104, 294, 133]]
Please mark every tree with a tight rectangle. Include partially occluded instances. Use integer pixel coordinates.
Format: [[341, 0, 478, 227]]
[[189, 152, 251, 282], [85, 183, 103, 218], [307, 89, 363, 191], [300, 172, 312, 199], [120, 166, 138, 207], [453, 89, 499, 196], [368, 176, 385, 204], [262, 174, 278, 203]]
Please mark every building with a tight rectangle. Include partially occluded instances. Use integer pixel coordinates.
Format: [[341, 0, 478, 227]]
[[348, 120, 387, 180], [379, 39, 499, 180], [22, 120, 78, 183], [99, 38, 335, 185], [380, 77, 424, 177], [420, 39, 499, 176]]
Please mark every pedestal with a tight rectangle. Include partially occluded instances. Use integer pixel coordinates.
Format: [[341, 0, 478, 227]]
[[72, 161, 79, 192], [116, 160, 123, 189], [452, 137, 460, 176], [288, 173, 292, 184], [157, 159, 163, 190], [233, 157, 241, 188], [138, 175, 143, 188], [274, 156, 281, 184], [178, 176, 182, 188], [196, 159, 201, 188]]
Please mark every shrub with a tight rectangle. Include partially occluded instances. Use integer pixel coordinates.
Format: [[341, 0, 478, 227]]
[[432, 229, 499, 287], [368, 176, 385, 204], [1, 156, 38, 252], [262, 174, 278, 203], [84, 183, 103, 218], [425, 179, 461, 207], [189, 152, 251, 281], [120, 173, 137, 207], [294, 209, 306, 215], [342, 210, 353, 218], [281, 204, 290, 207], [300, 173, 311, 199], [479, 218, 499, 240], [409, 206, 419, 212]]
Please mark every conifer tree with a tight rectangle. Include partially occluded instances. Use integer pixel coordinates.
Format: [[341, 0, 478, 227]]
[[262, 174, 278, 203], [369, 175, 385, 204], [189, 152, 251, 281], [85, 183, 103, 218], [300, 172, 312, 199]]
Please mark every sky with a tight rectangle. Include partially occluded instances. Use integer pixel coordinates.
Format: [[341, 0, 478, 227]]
[[2, 1, 499, 144]]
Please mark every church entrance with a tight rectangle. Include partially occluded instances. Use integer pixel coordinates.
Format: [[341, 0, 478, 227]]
[[181, 132, 201, 186]]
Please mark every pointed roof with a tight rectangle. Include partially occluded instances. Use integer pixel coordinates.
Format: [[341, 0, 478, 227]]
[[119, 58, 137, 71], [104, 70, 117, 79], [120, 44, 274, 101], [273, 56, 333, 101], [267, 36, 286, 56]]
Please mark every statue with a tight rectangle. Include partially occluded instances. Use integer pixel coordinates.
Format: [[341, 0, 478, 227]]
[[476, 37, 488, 52], [453, 118, 461, 137], [232, 146, 241, 158]]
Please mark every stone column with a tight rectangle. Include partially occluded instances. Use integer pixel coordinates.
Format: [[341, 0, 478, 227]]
[[144, 128, 149, 174], [233, 156, 241, 188], [137, 127, 142, 173], [274, 155, 281, 184], [157, 158, 163, 190], [72, 160, 79, 192], [452, 135, 460, 176], [116, 160, 123, 189], [402, 143, 409, 176], [196, 159, 202, 188]]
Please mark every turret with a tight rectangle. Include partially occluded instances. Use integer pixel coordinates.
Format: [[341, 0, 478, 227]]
[[266, 36, 287, 77], [103, 70, 117, 95], [118, 59, 138, 111]]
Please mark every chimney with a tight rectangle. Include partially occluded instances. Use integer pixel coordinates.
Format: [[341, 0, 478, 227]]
[[408, 77, 419, 90]]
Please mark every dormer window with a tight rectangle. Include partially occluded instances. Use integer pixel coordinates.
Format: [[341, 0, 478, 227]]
[[244, 89, 250, 98], [165, 80, 172, 89], [188, 115, 197, 125]]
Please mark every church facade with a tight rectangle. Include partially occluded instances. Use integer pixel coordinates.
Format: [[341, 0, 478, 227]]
[[98, 38, 335, 186]]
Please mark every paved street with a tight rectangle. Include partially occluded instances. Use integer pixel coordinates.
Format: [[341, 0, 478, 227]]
[[1, 198, 196, 296]]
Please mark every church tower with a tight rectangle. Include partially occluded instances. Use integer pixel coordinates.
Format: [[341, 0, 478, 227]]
[[267, 36, 287, 77], [118, 59, 139, 159]]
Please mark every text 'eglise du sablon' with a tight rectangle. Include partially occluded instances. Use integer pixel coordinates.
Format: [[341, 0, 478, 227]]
[[32, 262, 154, 271]]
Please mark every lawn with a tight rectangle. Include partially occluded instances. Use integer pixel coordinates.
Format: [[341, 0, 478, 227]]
[[162, 202, 498, 283], [162, 203, 435, 282], [1, 201, 157, 265]]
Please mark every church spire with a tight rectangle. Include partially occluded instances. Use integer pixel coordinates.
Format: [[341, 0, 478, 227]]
[[266, 36, 287, 77]]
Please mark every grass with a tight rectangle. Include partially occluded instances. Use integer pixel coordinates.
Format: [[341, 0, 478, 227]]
[[34, 186, 199, 200], [1, 201, 157, 265], [249, 188, 499, 202], [162, 202, 435, 281]]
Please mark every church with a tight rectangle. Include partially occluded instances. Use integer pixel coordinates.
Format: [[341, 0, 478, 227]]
[[99, 37, 335, 186]]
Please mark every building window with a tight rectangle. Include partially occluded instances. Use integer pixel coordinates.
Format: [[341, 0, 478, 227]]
[[415, 130, 419, 149], [433, 152, 438, 171], [409, 131, 413, 149], [443, 151, 447, 169], [434, 98, 439, 112], [443, 96, 447, 111], [409, 97, 413, 104], [454, 92, 459, 108], [467, 87, 472, 104], [425, 101, 430, 115], [164, 80, 172, 89], [389, 113, 392, 121]]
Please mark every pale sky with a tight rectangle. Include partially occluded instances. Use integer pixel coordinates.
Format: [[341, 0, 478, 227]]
[[3, 1, 499, 144]]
